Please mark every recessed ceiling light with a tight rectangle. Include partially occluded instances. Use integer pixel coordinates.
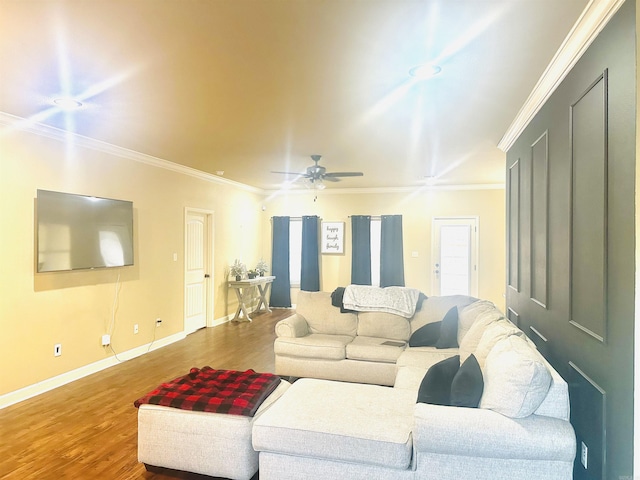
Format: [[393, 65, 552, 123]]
[[215, 171, 225, 176], [409, 64, 442, 80], [52, 97, 83, 110]]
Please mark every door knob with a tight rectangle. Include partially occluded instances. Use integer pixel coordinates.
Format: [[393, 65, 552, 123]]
[[204, 274, 210, 278]]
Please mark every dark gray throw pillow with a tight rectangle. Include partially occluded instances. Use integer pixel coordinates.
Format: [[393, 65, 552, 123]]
[[450, 354, 484, 408], [416, 355, 461, 405], [408, 321, 442, 347], [435, 306, 459, 349]]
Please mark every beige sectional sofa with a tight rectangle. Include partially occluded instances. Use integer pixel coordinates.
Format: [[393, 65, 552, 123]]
[[256, 290, 577, 480], [274, 290, 477, 385]]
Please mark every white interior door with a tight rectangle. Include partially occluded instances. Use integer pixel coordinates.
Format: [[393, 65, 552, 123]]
[[184, 209, 212, 333], [432, 217, 478, 297]]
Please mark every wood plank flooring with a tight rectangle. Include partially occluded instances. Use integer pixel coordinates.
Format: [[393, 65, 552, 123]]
[[0, 309, 292, 480]]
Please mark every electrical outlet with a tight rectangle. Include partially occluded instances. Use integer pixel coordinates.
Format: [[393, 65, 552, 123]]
[[54, 343, 62, 357], [581, 441, 588, 469], [156, 318, 162, 327], [134, 324, 139, 334], [101, 334, 111, 346]]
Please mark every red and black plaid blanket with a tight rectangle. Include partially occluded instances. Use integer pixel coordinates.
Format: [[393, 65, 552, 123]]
[[133, 367, 281, 417]]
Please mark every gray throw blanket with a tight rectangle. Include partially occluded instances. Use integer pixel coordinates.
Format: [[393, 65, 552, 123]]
[[342, 285, 421, 318]]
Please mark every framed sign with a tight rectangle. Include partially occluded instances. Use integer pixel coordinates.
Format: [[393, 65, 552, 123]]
[[321, 222, 344, 254]]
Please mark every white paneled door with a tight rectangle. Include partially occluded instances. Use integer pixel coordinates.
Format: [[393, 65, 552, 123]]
[[432, 217, 478, 297], [184, 209, 213, 334]]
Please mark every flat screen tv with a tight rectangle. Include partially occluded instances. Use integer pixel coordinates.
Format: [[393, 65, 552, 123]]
[[36, 189, 134, 273]]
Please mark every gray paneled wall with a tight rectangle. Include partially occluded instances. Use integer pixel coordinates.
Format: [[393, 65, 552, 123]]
[[530, 131, 548, 308], [570, 71, 608, 343], [505, 1, 634, 478]]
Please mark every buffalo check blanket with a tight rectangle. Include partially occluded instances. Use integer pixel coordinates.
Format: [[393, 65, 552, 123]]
[[134, 367, 281, 417]]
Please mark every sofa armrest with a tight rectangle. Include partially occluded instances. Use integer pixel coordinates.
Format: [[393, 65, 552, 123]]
[[413, 403, 575, 462], [275, 314, 310, 338]]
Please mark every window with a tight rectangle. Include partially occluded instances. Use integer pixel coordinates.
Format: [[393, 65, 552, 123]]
[[370, 218, 381, 287], [289, 218, 302, 286]]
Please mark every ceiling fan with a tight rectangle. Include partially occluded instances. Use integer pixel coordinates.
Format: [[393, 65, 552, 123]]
[[271, 155, 363, 189]]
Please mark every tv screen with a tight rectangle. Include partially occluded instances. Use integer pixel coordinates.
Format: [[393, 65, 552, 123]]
[[36, 189, 134, 273]]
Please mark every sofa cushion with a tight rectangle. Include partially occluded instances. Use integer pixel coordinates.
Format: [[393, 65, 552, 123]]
[[450, 354, 484, 407], [408, 321, 441, 347], [458, 309, 505, 362], [253, 379, 415, 470], [274, 334, 354, 360], [356, 311, 411, 341], [480, 336, 552, 418], [410, 295, 477, 334], [346, 336, 406, 363], [416, 355, 460, 405], [474, 319, 525, 368], [296, 291, 358, 336], [457, 299, 499, 345]]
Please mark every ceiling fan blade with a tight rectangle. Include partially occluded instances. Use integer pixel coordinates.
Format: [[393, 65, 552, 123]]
[[322, 176, 341, 182], [324, 172, 364, 178], [271, 170, 311, 177]]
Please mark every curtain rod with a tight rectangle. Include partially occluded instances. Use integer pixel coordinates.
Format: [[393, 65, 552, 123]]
[[270, 216, 320, 221]]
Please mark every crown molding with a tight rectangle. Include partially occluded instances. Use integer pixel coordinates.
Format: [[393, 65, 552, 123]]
[[1, 112, 504, 194], [0, 112, 262, 194], [498, 0, 626, 152]]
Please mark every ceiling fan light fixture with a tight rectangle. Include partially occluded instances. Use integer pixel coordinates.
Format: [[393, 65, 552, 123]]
[[304, 177, 326, 190], [409, 63, 442, 80]]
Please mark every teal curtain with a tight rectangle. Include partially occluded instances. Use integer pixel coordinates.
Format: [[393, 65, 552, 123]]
[[300, 216, 320, 291], [270, 216, 291, 307], [380, 214, 404, 287], [351, 215, 371, 285]]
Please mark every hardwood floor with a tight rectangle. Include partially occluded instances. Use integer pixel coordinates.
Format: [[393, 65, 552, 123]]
[[0, 309, 293, 480]]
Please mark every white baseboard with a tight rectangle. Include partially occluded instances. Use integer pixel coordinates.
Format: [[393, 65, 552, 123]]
[[211, 314, 234, 327], [210, 305, 273, 326], [0, 331, 186, 410]]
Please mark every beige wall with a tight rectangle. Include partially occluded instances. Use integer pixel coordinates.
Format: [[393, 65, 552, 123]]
[[0, 128, 264, 396], [263, 188, 506, 308], [0, 125, 506, 400]]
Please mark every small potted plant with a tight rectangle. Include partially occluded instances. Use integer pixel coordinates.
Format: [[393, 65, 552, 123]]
[[255, 259, 269, 276], [247, 269, 258, 279], [230, 259, 246, 281]]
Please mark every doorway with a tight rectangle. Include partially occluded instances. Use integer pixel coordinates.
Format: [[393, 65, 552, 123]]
[[431, 217, 478, 297], [184, 208, 214, 334]]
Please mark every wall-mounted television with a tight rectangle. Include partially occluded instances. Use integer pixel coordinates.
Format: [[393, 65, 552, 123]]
[[36, 189, 134, 273]]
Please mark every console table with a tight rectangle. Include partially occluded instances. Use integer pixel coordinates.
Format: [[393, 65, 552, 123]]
[[228, 276, 275, 322]]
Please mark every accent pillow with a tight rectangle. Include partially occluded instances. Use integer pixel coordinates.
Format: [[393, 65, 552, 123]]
[[435, 306, 459, 349], [458, 312, 504, 363], [416, 355, 460, 405], [457, 300, 498, 345], [408, 321, 442, 347], [479, 336, 552, 418], [450, 354, 484, 408], [474, 320, 525, 368]]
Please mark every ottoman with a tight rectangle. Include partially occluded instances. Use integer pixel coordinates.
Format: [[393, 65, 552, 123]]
[[252, 378, 417, 480], [137, 379, 290, 480]]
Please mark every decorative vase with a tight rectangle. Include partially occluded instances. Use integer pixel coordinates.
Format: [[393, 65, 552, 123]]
[[260, 272, 264, 276], [235, 275, 241, 281]]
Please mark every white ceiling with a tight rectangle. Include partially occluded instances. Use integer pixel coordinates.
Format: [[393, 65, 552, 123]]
[[0, 0, 591, 190]]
